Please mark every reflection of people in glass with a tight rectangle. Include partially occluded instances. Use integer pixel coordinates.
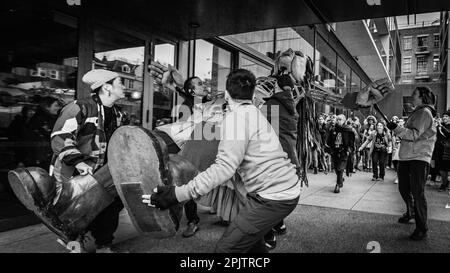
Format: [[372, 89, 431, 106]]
[[50, 69, 125, 252], [7, 105, 35, 167], [29, 96, 61, 169]]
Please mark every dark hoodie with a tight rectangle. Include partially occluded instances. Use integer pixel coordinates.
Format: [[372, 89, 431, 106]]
[[327, 124, 355, 156], [261, 90, 300, 168]]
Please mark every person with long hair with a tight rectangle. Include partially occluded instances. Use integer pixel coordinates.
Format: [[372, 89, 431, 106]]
[[387, 86, 437, 241], [362, 123, 376, 172], [359, 122, 392, 181]]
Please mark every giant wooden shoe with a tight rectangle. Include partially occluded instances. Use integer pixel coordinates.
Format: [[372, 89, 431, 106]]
[[8, 164, 115, 247], [107, 126, 198, 238]]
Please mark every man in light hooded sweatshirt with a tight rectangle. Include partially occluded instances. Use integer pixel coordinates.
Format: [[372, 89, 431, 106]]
[[387, 86, 437, 241], [143, 69, 300, 253]]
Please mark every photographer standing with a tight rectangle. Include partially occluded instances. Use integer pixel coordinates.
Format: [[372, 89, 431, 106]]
[[387, 86, 437, 241]]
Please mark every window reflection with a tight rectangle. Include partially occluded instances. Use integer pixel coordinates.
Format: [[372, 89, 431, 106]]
[[0, 8, 78, 223], [351, 72, 361, 93], [276, 27, 315, 60], [240, 56, 271, 78], [195, 40, 232, 97], [337, 57, 351, 95], [94, 27, 145, 126], [315, 35, 337, 92], [225, 29, 274, 58], [153, 41, 176, 127], [0, 10, 78, 173]]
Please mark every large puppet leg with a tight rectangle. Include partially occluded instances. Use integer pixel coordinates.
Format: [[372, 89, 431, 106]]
[[107, 126, 198, 238], [8, 165, 116, 252]]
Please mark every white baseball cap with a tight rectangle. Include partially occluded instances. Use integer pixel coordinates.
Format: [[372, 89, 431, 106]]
[[82, 69, 120, 90]]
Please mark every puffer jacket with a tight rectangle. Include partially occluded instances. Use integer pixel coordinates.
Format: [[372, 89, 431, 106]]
[[393, 105, 436, 163]]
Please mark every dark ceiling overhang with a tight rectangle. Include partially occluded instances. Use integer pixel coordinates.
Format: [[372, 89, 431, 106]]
[[2, 0, 450, 40]]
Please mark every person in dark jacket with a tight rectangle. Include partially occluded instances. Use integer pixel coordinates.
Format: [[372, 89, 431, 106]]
[[260, 74, 300, 250], [29, 96, 61, 170], [327, 114, 355, 193], [435, 110, 450, 192]]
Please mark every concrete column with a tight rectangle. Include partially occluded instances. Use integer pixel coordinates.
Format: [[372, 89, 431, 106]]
[[76, 15, 94, 99]]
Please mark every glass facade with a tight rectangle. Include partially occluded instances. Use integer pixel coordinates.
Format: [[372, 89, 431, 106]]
[[195, 40, 232, 96], [315, 35, 337, 92], [239, 56, 271, 78], [0, 10, 78, 174], [276, 27, 315, 60], [152, 40, 176, 127], [337, 57, 351, 95], [0, 9, 79, 223], [94, 26, 145, 126], [226, 29, 274, 58], [351, 72, 361, 93]]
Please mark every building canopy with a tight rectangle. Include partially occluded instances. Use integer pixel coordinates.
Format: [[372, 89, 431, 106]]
[[59, 0, 450, 39]]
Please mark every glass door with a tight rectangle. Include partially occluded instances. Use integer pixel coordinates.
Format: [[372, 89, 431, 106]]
[[148, 39, 177, 128]]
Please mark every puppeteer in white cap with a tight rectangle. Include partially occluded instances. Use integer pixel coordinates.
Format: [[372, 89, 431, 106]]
[[82, 69, 121, 91], [47, 68, 126, 252]]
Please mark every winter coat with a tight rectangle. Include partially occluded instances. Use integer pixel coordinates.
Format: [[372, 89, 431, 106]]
[[393, 105, 436, 163]]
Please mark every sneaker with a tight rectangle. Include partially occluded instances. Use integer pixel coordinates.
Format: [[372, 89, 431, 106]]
[[182, 222, 199, 238], [410, 229, 427, 241], [334, 184, 340, 193], [445, 204, 450, 209], [272, 224, 287, 236], [372, 177, 378, 181], [379, 178, 384, 182], [265, 234, 277, 250], [398, 213, 414, 224], [394, 178, 398, 184]]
